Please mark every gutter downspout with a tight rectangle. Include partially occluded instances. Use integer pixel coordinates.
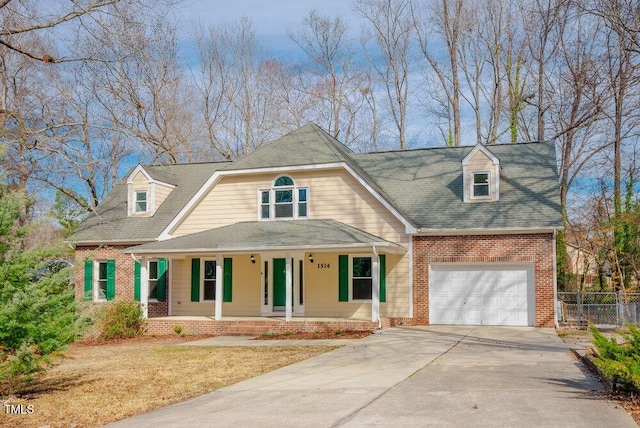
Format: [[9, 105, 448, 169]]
[[553, 230, 559, 329]]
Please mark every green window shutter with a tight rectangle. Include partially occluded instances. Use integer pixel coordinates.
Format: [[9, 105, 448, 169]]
[[157, 258, 167, 302], [84, 260, 93, 300], [106, 259, 116, 301], [191, 258, 200, 302], [134, 261, 141, 301], [223, 258, 232, 302], [338, 255, 349, 302], [379, 254, 386, 303]]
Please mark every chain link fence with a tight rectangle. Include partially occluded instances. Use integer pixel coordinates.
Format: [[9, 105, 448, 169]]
[[557, 292, 640, 326]]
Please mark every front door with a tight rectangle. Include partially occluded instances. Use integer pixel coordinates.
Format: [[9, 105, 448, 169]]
[[262, 256, 304, 316], [272, 258, 287, 311]]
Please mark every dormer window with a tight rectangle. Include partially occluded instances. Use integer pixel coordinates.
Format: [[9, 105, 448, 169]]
[[126, 164, 176, 217], [462, 144, 500, 203], [135, 191, 148, 213], [259, 175, 308, 220], [472, 172, 490, 198]]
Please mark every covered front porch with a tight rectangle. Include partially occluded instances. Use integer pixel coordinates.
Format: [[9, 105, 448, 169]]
[[127, 219, 408, 324], [145, 315, 395, 336]]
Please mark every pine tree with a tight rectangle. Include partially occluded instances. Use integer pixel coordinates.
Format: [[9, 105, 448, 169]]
[[0, 184, 80, 395]]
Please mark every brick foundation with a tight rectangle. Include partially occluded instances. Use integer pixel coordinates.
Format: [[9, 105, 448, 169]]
[[145, 318, 382, 336], [412, 234, 555, 327]]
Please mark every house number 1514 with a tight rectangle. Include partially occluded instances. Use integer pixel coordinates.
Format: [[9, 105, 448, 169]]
[[317, 263, 330, 269]]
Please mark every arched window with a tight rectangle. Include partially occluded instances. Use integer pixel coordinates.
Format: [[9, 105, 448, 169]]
[[259, 175, 308, 219]]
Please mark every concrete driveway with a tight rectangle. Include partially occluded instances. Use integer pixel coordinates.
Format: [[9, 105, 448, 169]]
[[109, 326, 636, 427]]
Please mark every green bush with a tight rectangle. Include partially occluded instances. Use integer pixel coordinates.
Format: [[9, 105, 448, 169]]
[[590, 323, 640, 391], [97, 300, 145, 341], [0, 249, 80, 396]]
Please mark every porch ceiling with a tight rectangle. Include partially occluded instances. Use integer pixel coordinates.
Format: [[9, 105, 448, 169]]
[[124, 219, 406, 255]]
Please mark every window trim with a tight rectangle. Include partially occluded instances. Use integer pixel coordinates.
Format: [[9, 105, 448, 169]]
[[349, 255, 373, 302], [201, 259, 217, 302], [95, 260, 108, 302], [134, 190, 148, 213], [470, 171, 491, 200], [148, 260, 159, 301], [258, 175, 309, 220]]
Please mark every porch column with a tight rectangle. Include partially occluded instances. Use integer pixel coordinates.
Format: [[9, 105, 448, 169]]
[[285, 257, 292, 321], [214, 254, 223, 321], [140, 256, 149, 319], [371, 250, 380, 323]]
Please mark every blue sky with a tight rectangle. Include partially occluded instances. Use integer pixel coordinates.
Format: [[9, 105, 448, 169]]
[[174, 0, 360, 59]]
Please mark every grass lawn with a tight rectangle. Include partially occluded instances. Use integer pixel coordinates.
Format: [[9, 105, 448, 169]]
[[0, 336, 337, 427]]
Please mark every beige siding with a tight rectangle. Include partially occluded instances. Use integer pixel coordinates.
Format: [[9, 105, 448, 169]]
[[170, 258, 214, 316], [173, 169, 408, 245], [466, 151, 498, 202], [304, 252, 409, 318], [223, 256, 262, 315], [155, 183, 173, 209], [168, 251, 410, 318], [170, 256, 262, 316], [168, 168, 411, 318], [131, 171, 149, 186]]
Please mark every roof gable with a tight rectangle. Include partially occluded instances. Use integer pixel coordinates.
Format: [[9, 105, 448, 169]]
[[462, 143, 500, 167], [68, 162, 227, 244], [224, 123, 353, 171]]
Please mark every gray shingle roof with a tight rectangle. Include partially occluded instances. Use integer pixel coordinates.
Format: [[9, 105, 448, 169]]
[[71, 124, 562, 246], [223, 123, 353, 170], [351, 141, 562, 230], [125, 219, 404, 254], [68, 162, 228, 244]]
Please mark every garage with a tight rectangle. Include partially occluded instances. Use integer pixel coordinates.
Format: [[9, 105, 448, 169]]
[[429, 264, 535, 326]]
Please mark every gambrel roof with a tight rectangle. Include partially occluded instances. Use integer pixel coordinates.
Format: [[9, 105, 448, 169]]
[[69, 123, 562, 245]]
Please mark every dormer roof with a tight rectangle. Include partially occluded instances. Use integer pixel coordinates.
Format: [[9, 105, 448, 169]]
[[461, 143, 500, 167]]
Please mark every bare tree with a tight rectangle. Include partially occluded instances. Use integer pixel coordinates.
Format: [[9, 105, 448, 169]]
[[191, 18, 288, 160], [355, 0, 414, 150], [289, 10, 369, 145], [520, 0, 565, 142], [0, 0, 120, 62]]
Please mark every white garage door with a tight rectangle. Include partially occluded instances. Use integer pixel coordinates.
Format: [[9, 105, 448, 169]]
[[429, 264, 534, 326]]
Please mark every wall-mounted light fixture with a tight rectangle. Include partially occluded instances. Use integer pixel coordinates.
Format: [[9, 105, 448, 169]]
[[308, 253, 314, 263], [250, 254, 256, 264]]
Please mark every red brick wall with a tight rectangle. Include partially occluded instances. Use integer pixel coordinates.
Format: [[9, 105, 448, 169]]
[[412, 234, 555, 327], [146, 318, 380, 336], [74, 245, 169, 317]]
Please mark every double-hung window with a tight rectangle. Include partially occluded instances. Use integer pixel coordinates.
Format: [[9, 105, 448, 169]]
[[97, 261, 108, 301], [259, 176, 308, 220], [351, 256, 373, 300], [148, 261, 159, 300], [203, 260, 216, 300], [85, 259, 115, 302], [471, 172, 490, 198], [135, 191, 148, 213]]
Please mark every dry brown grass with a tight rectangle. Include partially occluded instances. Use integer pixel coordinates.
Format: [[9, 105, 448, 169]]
[[0, 336, 336, 427]]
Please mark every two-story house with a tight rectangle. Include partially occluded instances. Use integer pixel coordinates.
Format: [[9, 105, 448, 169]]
[[69, 123, 563, 334]]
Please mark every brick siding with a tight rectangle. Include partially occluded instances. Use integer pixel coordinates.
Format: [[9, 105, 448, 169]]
[[146, 318, 381, 336], [74, 245, 170, 317], [412, 234, 555, 327]]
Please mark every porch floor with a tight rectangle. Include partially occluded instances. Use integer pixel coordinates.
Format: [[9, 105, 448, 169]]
[[146, 316, 391, 336]]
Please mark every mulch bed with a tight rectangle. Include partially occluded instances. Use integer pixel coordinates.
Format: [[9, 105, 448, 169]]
[[254, 331, 372, 340]]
